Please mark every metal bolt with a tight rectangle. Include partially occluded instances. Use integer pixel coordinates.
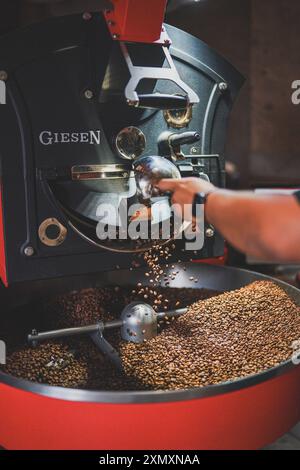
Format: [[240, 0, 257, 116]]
[[82, 12, 92, 21], [205, 227, 215, 238], [191, 147, 199, 154], [24, 246, 35, 257], [0, 71, 8, 81], [219, 82, 228, 92], [112, 33, 120, 40], [84, 89, 94, 100]]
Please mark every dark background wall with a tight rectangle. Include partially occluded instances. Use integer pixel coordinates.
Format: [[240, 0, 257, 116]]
[[168, 0, 251, 185], [168, 0, 300, 187], [1, 0, 300, 188]]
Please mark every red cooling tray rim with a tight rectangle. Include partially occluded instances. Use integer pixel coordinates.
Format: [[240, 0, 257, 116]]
[[0, 356, 298, 404]]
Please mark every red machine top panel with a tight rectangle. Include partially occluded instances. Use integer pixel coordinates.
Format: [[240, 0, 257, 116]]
[[104, 0, 168, 43]]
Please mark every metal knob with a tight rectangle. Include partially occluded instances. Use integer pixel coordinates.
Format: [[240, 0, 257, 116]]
[[158, 131, 201, 160]]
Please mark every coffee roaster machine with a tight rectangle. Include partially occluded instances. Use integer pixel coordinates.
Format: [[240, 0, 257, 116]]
[[0, 0, 300, 450]]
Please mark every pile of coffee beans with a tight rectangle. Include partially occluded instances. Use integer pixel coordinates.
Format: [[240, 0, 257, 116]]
[[2, 286, 217, 390], [43, 285, 213, 329], [120, 281, 300, 390], [4, 342, 89, 388], [3, 281, 299, 391], [43, 287, 121, 328]]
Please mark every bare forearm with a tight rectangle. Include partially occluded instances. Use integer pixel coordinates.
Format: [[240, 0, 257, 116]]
[[157, 177, 300, 262], [206, 191, 300, 262]]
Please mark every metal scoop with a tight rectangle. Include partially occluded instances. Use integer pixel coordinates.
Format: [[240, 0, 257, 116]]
[[133, 155, 181, 203], [28, 302, 187, 371]]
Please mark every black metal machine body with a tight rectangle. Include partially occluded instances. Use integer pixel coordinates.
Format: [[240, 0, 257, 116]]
[[0, 12, 244, 285]]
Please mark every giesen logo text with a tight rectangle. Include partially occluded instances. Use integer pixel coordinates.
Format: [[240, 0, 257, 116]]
[[39, 130, 101, 146]]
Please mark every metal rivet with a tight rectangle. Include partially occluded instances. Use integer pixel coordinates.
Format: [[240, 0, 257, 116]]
[[219, 82, 228, 91], [112, 33, 120, 40], [205, 227, 215, 238], [191, 147, 199, 154], [24, 246, 35, 257], [82, 12, 92, 21], [0, 71, 8, 81], [84, 89, 94, 100]]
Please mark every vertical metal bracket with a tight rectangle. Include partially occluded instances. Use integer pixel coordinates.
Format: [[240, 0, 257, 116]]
[[120, 41, 200, 107], [90, 329, 123, 371]]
